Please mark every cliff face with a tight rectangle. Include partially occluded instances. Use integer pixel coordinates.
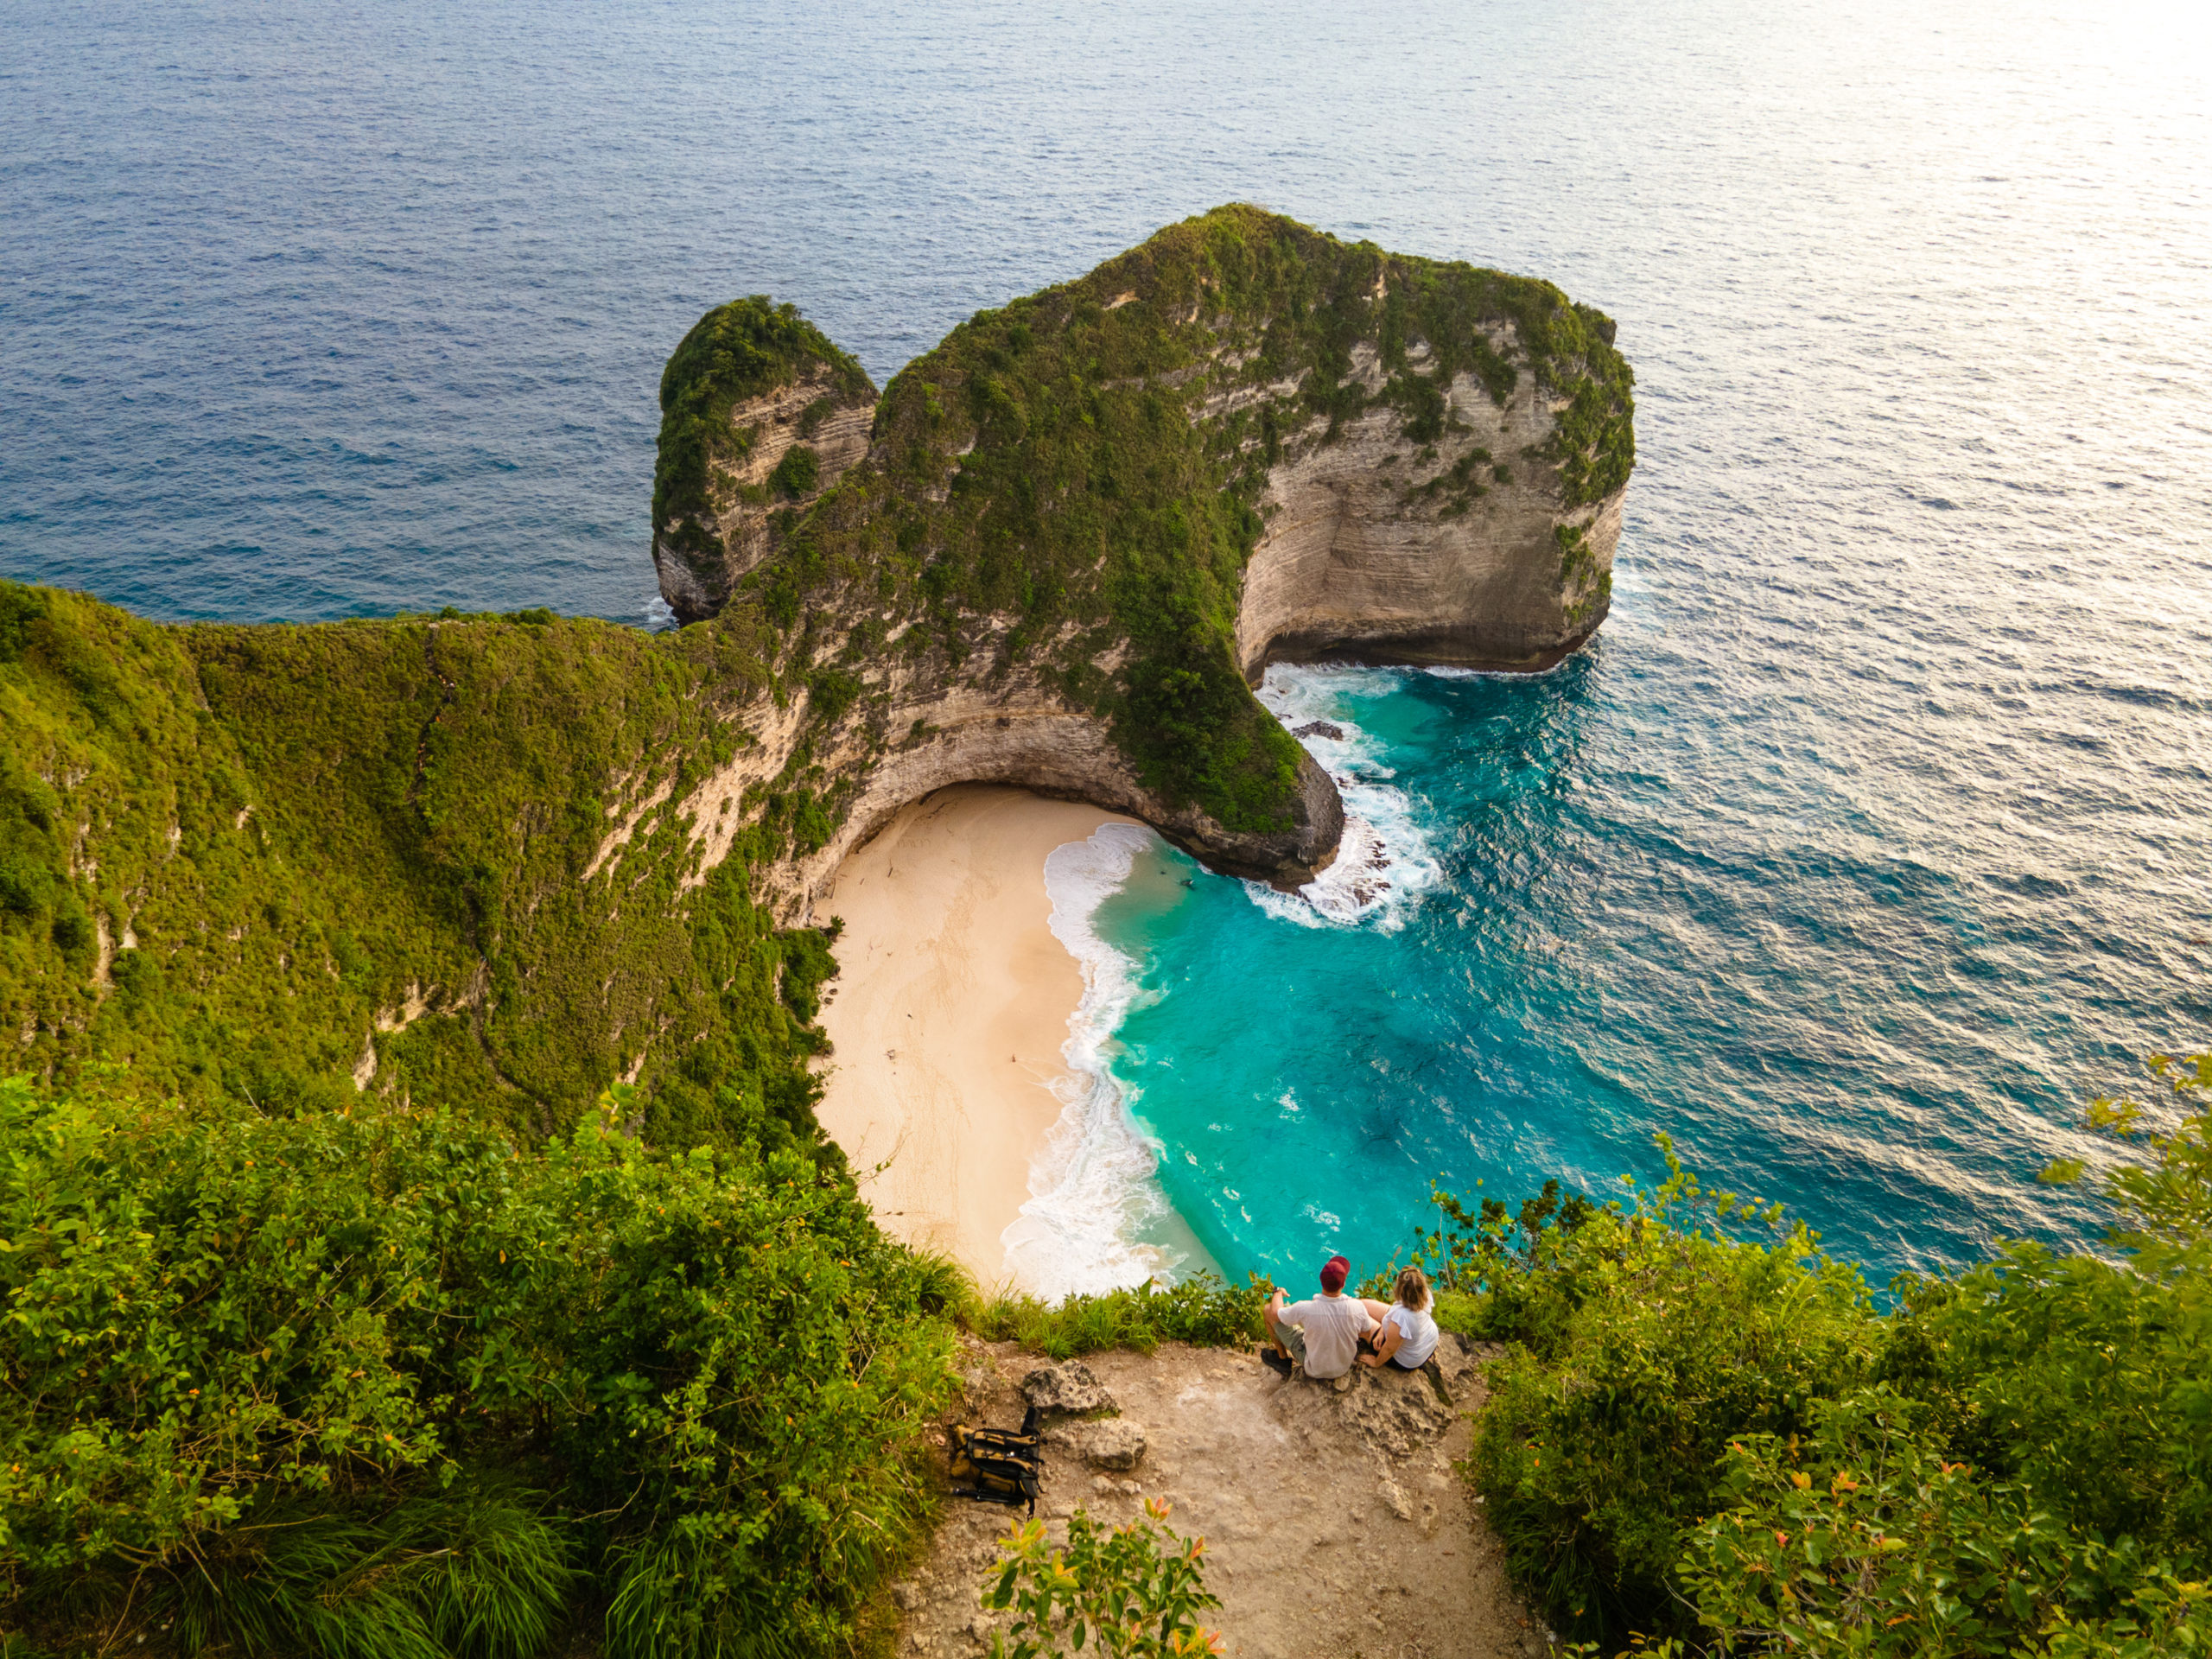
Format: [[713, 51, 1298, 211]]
[[1233, 343, 1622, 675], [652, 355, 878, 621], [652, 207, 1631, 893], [1, 207, 1630, 1140]]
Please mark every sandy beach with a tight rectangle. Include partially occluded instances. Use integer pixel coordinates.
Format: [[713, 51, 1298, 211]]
[[815, 785, 1137, 1291]]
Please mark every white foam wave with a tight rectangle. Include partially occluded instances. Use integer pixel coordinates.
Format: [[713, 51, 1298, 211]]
[[1422, 658, 1573, 680], [999, 823, 1181, 1301], [1247, 664, 1440, 931]]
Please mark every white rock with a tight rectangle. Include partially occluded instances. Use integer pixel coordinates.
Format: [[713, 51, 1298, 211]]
[[1021, 1360, 1116, 1416]]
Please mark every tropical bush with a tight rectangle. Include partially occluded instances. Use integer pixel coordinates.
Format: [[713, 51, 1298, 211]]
[[969, 1273, 1270, 1359], [1442, 1052, 2212, 1655], [982, 1499, 1224, 1659], [1465, 1149, 1880, 1633], [0, 1073, 961, 1657]]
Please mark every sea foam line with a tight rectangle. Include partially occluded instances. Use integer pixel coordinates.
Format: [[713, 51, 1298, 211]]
[[999, 822, 1179, 1301], [1249, 664, 1440, 931]]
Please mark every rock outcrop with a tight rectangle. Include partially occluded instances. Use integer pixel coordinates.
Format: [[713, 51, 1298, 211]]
[[650, 206, 1633, 902], [652, 348, 877, 621], [1053, 1417, 1146, 1472], [1020, 1360, 1116, 1418]]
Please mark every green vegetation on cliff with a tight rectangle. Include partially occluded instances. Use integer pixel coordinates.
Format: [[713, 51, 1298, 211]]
[[1, 582, 834, 1151], [6, 210, 1639, 1141], [0, 1073, 961, 1656], [653, 297, 873, 569], [0, 571, 1281, 1654], [658, 206, 1634, 836]]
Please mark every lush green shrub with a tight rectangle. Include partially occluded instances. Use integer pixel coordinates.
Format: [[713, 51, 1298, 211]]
[[1664, 1385, 2212, 1656], [982, 1499, 1224, 1658], [1464, 1149, 1880, 1636], [969, 1273, 1269, 1359], [1455, 1052, 2212, 1656], [0, 1073, 959, 1656], [1882, 1052, 2212, 1560], [974, 1275, 1257, 1357], [772, 442, 822, 499], [149, 1480, 575, 1659]]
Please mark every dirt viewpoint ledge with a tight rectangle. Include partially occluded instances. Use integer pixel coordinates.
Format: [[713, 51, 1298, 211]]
[[900, 1339, 1544, 1659], [653, 205, 1634, 892]]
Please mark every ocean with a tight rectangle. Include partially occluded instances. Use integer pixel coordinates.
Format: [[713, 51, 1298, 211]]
[[5, 0, 2208, 1294]]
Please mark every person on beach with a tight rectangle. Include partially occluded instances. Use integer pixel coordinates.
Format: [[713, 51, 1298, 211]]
[[1259, 1254, 1376, 1381], [1358, 1265, 1440, 1371]]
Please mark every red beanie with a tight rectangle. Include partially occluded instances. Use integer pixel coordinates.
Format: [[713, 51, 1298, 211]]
[[1319, 1255, 1350, 1293]]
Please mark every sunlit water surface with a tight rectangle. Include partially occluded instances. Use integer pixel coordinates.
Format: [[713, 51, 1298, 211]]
[[5, 0, 2208, 1289]]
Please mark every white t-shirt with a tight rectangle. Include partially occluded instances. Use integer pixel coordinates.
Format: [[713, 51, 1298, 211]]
[[1383, 1303, 1440, 1369], [1277, 1293, 1377, 1379]]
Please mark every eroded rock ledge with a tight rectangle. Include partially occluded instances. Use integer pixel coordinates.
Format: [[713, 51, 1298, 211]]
[[652, 205, 1633, 902]]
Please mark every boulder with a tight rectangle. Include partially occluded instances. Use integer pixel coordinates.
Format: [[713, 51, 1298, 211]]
[[1020, 1360, 1115, 1416], [1081, 1419, 1147, 1472], [1292, 721, 1345, 741]]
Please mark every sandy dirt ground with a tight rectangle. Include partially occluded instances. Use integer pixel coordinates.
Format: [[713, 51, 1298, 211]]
[[894, 1339, 1545, 1659], [815, 785, 1136, 1289]]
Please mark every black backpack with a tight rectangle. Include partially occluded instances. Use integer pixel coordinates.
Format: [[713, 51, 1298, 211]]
[[948, 1404, 1043, 1515]]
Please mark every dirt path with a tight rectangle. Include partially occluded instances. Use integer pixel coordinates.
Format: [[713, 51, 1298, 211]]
[[893, 1338, 1548, 1659]]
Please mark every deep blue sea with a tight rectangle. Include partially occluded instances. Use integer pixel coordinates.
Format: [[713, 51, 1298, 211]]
[[5, 0, 2209, 1290]]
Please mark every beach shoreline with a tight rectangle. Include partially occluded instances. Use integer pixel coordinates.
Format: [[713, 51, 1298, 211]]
[[814, 785, 1140, 1293]]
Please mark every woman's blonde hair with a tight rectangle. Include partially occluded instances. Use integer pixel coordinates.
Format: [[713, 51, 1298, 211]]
[[1394, 1265, 1431, 1312]]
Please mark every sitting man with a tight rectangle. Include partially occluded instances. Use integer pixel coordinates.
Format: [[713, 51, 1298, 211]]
[[1259, 1254, 1376, 1382]]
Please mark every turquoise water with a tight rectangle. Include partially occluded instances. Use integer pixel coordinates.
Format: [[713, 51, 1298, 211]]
[[1071, 644, 2207, 1293], [5, 0, 2209, 1287]]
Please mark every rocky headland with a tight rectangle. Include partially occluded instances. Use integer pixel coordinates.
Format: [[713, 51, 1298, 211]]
[[651, 204, 1631, 901], [0, 205, 1630, 1144]]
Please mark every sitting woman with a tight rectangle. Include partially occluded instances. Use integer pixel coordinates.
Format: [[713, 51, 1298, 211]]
[[1358, 1265, 1440, 1370]]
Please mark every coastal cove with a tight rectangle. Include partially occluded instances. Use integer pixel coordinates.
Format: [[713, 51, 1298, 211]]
[[8, 0, 2205, 1295], [816, 632, 2212, 1302]]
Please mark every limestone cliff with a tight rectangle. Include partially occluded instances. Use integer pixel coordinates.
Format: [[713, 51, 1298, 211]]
[[651, 304, 878, 621], [0, 207, 1630, 1139], [652, 206, 1631, 893], [1232, 336, 1624, 675]]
